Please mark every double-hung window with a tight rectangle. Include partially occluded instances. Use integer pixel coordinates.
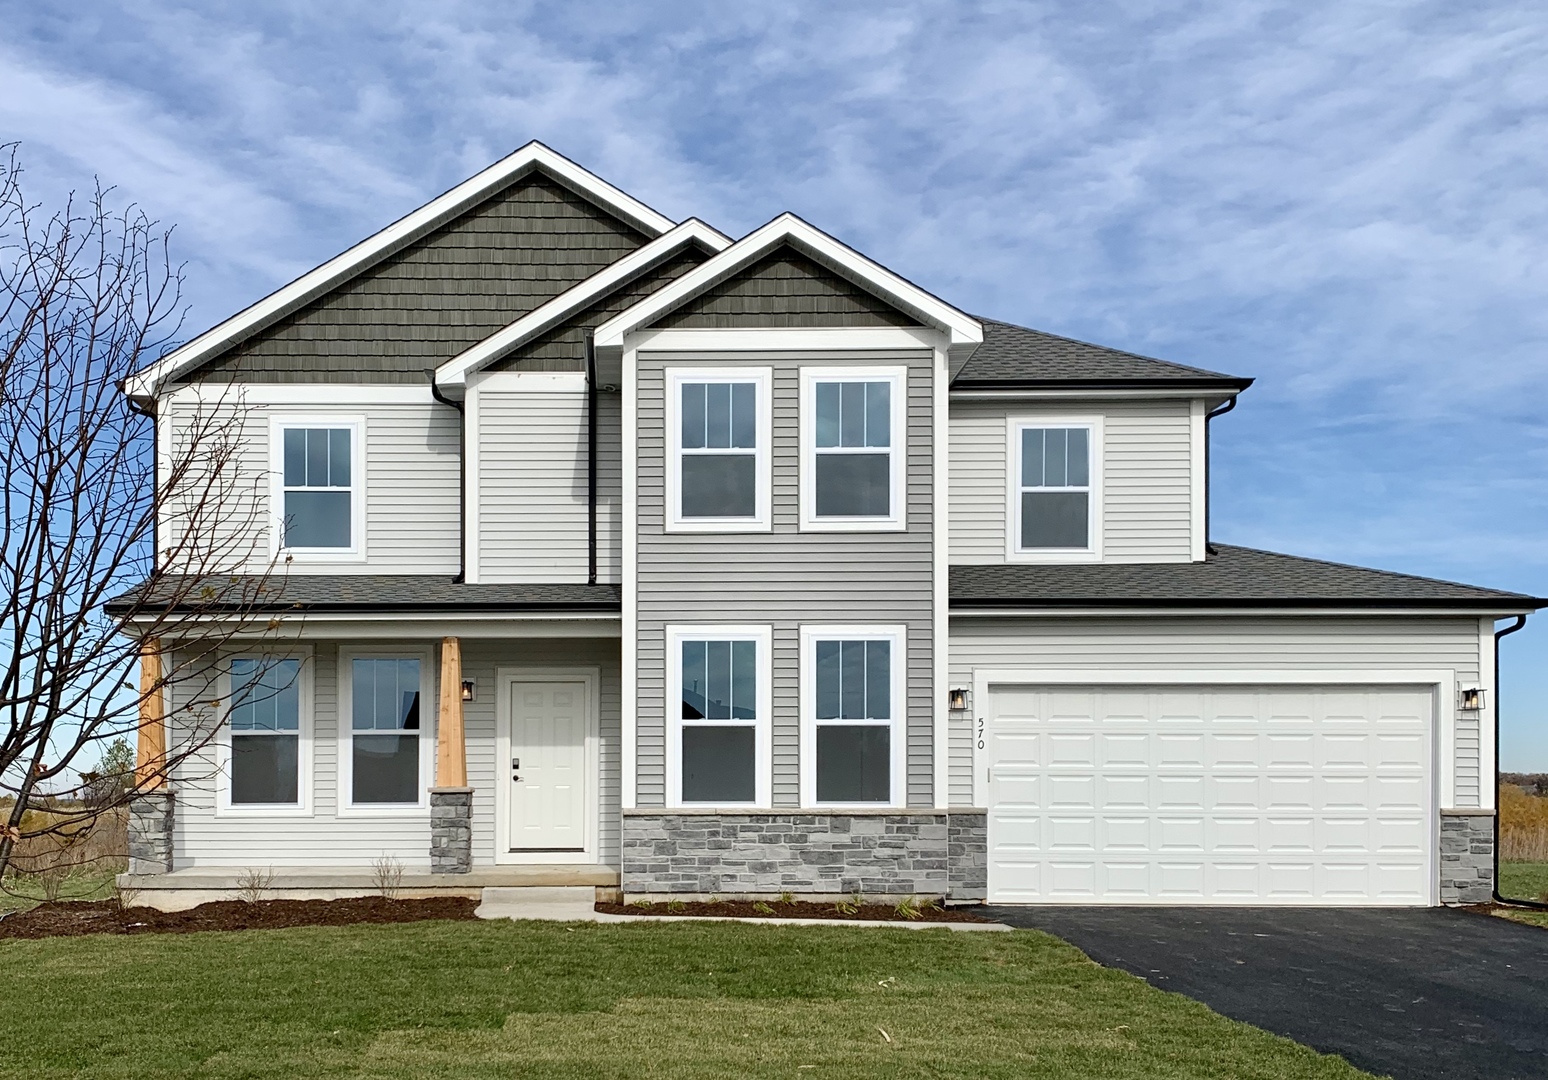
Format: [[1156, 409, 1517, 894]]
[[1011, 419, 1100, 557], [801, 626, 906, 807], [668, 370, 770, 530], [226, 656, 306, 809], [802, 368, 905, 529], [272, 418, 363, 557], [667, 626, 771, 806], [342, 652, 430, 809]]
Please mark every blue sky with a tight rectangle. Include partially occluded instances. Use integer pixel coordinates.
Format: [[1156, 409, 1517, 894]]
[[6, 2, 1547, 765]]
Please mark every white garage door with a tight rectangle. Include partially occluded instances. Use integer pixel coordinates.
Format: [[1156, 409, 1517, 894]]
[[985, 685, 1433, 905]]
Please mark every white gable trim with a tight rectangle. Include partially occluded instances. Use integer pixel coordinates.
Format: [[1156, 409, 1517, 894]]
[[433, 219, 732, 390], [126, 142, 678, 399], [593, 213, 982, 365]]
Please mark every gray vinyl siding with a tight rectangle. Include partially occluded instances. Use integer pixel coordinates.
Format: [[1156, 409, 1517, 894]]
[[647, 247, 921, 329], [162, 396, 460, 576], [182, 175, 648, 384], [634, 350, 936, 809], [169, 638, 622, 869], [950, 398, 1195, 563], [947, 616, 1483, 807], [477, 382, 620, 584]]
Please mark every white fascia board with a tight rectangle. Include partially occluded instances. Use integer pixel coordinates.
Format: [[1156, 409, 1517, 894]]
[[592, 213, 983, 361], [950, 388, 1240, 402], [434, 219, 732, 391], [946, 605, 1540, 618], [125, 142, 679, 400]]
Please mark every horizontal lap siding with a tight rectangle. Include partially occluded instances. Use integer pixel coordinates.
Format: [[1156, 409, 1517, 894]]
[[170, 639, 623, 868], [946, 616, 1482, 807], [635, 351, 936, 809], [949, 399, 1194, 563], [477, 385, 620, 583], [164, 398, 460, 576]]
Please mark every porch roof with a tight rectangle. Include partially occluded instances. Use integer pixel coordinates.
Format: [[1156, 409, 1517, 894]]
[[106, 576, 622, 615]]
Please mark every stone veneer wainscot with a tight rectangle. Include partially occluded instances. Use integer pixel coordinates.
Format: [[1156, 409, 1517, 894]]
[[622, 811, 987, 901]]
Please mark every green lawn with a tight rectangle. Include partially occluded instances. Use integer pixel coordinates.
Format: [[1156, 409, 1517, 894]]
[[0, 920, 1373, 1079], [1500, 860, 1548, 903]]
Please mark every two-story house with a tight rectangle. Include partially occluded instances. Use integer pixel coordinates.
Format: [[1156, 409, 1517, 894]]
[[117, 143, 1538, 910]]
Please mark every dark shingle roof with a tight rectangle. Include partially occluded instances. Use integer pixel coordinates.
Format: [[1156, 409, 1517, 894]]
[[950, 545, 1540, 609], [106, 576, 621, 615], [954, 319, 1253, 390]]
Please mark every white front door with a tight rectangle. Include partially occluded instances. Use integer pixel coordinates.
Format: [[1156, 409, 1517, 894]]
[[984, 684, 1434, 905], [506, 680, 589, 853]]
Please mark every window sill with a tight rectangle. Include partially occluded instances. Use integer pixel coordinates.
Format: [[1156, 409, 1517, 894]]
[[215, 804, 314, 818], [664, 519, 771, 534], [1005, 549, 1103, 563], [800, 518, 907, 533], [334, 804, 431, 817]]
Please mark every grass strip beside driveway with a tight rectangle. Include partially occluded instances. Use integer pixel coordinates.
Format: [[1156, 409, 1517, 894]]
[[0, 919, 1376, 1079]]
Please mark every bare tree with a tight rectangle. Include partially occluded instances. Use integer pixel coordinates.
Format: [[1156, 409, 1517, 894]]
[[0, 145, 286, 881]]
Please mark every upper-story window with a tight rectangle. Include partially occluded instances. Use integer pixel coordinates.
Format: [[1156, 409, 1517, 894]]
[[271, 417, 364, 558], [801, 367, 906, 531], [667, 625, 771, 806], [1010, 418, 1102, 559], [667, 369, 770, 532]]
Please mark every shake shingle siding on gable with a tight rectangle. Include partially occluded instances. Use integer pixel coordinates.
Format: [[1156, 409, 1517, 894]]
[[490, 247, 712, 371], [187, 176, 650, 383], [647, 248, 921, 329]]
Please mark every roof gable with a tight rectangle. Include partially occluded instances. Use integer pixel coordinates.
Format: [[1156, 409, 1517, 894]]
[[593, 214, 982, 366], [647, 245, 920, 329], [128, 142, 676, 397]]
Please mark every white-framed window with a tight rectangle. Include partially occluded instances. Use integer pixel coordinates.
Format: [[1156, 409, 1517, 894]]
[[270, 416, 365, 560], [666, 368, 771, 532], [1008, 417, 1102, 560], [217, 649, 313, 815], [800, 625, 907, 808], [665, 625, 772, 807], [800, 366, 906, 531], [338, 647, 435, 813]]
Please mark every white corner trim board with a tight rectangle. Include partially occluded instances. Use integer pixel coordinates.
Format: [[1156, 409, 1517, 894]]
[[127, 142, 678, 399]]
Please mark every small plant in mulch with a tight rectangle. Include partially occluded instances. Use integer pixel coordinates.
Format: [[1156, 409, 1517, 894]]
[[752, 901, 776, 916]]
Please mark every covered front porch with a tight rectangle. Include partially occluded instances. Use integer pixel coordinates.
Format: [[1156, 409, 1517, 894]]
[[126, 610, 624, 902]]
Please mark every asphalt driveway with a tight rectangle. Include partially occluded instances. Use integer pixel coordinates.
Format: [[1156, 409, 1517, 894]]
[[980, 906, 1548, 1080]]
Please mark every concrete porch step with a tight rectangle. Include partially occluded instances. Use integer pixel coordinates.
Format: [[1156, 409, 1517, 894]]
[[475, 886, 632, 922]]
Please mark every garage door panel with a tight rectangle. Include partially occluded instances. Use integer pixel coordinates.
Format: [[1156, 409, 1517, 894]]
[[1100, 774, 1149, 809], [987, 684, 1434, 905]]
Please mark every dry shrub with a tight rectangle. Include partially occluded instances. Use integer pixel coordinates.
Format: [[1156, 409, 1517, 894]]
[[3, 806, 129, 901], [1499, 785, 1548, 862]]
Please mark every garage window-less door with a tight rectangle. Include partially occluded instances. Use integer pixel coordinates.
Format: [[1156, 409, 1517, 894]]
[[984, 685, 1433, 906]]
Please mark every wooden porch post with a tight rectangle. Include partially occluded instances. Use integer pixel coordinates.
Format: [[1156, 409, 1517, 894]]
[[134, 637, 166, 789], [435, 637, 466, 788]]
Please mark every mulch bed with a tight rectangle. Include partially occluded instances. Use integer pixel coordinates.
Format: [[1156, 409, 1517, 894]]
[[595, 898, 990, 923], [0, 896, 478, 940]]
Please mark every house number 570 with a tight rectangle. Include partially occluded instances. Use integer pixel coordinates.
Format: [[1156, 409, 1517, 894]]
[[976, 716, 985, 750]]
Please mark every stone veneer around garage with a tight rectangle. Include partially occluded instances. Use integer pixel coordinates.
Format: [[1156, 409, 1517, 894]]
[[1438, 809, 1495, 905], [621, 811, 987, 901]]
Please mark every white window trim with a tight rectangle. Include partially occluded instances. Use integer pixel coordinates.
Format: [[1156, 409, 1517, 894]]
[[269, 415, 367, 563], [799, 365, 907, 532], [1006, 415, 1103, 563], [799, 624, 908, 809], [337, 645, 437, 815], [665, 624, 773, 808], [665, 368, 772, 533], [215, 646, 315, 817]]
